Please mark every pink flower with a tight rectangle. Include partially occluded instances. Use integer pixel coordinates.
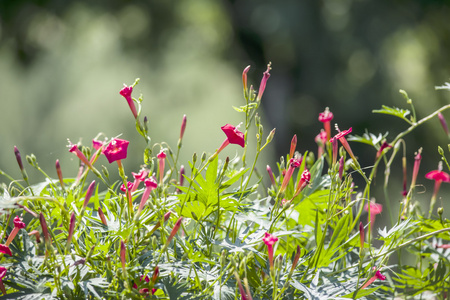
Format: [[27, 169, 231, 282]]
[[332, 127, 358, 164], [0, 244, 11, 256], [376, 141, 392, 159], [263, 232, 278, 270], [157, 150, 167, 185], [92, 139, 104, 150], [102, 138, 129, 163], [221, 124, 245, 147], [136, 178, 158, 217], [120, 84, 138, 119], [279, 157, 301, 194], [214, 124, 245, 157], [130, 169, 149, 193], [68, 143, 94, 170], [364, 202, 383, 230], [318, 107, 334, 141], [361, 268, 386, 290], [293, 169, 310, 198], [5, 216, 26, 246], [165, 217, 183, 248], [426, 166, 450, 217], [120, 181, 134, 193]]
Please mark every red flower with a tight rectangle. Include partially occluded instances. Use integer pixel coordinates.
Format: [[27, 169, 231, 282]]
[[332, 127, 358, 164], [426, 167, 450, 216], [318, 109, 334, 123], [102, 138, 129, 163], [319, 107, 334, 141], [364, 202, 383, 231], [263, 232, 278, 270], [130, 169, 149, 193], [68, 143, 94, 170], [221, 124, 245, 147], [361, 268, 386, 289], [120, 84, 138, 119], [5, 216, 26, 246], [214, 124, 246, 157], [0, 244, 11, 256], [92, 139, 104, 150], [120, 181, 134, 193], [137, 178, 158, 217]]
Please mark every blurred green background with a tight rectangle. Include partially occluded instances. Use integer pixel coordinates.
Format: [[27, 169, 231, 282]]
[[1, 0, 450, 222]]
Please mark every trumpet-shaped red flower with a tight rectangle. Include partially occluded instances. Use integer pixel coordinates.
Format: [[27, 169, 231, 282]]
[[157, 150, 167, 185], [221, 124, 245, 147], [293, 169, 310, 198], [137, 178, 158, 217], [0, 244, 11, 256], [120, 84, 138, 119], [68, 143, 94, 170], [280, 157, 301, 194], [333, 127, 358, 165], [361, 268, 386, 289], [263, 232, 279, 270], [376, 141, 392, 159], [214, 124, 245, 157], [120, 181, 134, 193], [103, 139, 129, 163], [318, 107, 334, 141], [5, 216, 26, 247], [425, 167, 450, 216], [130, 169, 149, 193], [364, 202, 383, 231]]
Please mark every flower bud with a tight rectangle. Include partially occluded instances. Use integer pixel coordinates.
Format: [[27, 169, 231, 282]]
[[14, 146, 24, 172]]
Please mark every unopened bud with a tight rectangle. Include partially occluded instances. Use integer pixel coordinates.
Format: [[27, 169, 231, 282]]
[[102, 165, 109, 178], [438, 146, 445, 156], [192, 152, 197, 164], [438, 207, 444, 216], [14, 146, 24, 171], [201, 152, 207, 162], [266, 128, 276, 144], [290, 134, 297, 159]]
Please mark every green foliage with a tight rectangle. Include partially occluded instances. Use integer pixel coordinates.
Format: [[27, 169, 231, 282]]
[[1, 69, 450, 299]]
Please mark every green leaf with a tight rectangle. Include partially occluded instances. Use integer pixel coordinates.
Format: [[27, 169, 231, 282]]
[[372, 105, 411, 123], [347, 131, 389, 146]]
